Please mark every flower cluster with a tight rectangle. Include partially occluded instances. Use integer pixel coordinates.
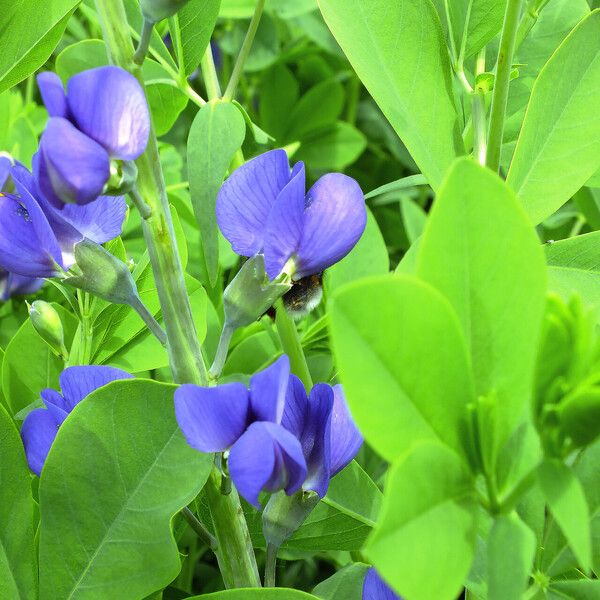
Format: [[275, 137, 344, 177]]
[[36, 67, 150, 206], [175, 355, 362, 507], [21, 366, 132, 475], [216, 149, 367, 282]]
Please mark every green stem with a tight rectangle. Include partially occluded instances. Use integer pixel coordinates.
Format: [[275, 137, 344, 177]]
[[223, 0, 266, 101], [76, 291, 93, 365], [181, 506, 218, 550], [204, 470, 262, 588], [499, 466, 539, 513], [129, 294, 167, 345], [95, 0, 260, 589], [264, 543, 277, 587], [275, 300, 313, 390], [472, 48, 487, 166], [201, 44, 222, 100], [486, 0, 523, 173], [133, 18, 153, 65], [209, 324, 234, 380]]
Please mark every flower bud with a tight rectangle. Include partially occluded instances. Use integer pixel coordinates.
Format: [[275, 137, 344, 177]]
[[29, 300, 68, 359], [223, 255, 291, 330], [262, 490, 320, 550], [140, 0, 191, 23]]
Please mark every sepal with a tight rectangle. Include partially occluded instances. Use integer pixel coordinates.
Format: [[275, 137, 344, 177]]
[[28, 300, 68, 359], [141, 0, 191, 22]]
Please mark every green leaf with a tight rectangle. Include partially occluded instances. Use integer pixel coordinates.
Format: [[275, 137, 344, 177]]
[[0, 0, 79, 93], [2, 304, 78, 415], [418, 158, 546, 450], [0, 404, 37, 600], [366, 442, 477, 600], [537, 459, 592, 572], [318, 0, 463, 189], [401, 198, 427, 244], [188, 100, 246, 285], [39, 379, 213, 600], [507, 10, 600, 225], [312, 563, 369, 600], [549, 580, 600, 600], [487, 513, 536, 600], [324, 209, 389, 294], [546, 232, 600, 310], [259, 64, 299, 141], [329, 274, 475, 463], [177, 0, 221, 77], [187, 589, 320, 599]]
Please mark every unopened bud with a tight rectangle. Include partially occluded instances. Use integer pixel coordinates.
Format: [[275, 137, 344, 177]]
[[29, 300, 68, 359], [141, 0, 191, 23]]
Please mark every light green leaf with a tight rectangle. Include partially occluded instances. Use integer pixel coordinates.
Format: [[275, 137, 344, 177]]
[[177, 0, 221, 76], [545, 232, 600, 310], [39, 379, 213, 600], [188, 100, 246, 285], [549, 580, 600, 600], [312, 563, 368, 600], [537, 459, 592, 572], [318, 0, 463, 189], [418, 158, 546, 450], [329, 274, 475, 463], [366, 442, 477, 600], [487, 513, 536, 600], [259, 64, 299, 141], [0, 0, 79, 93], [507, 10, 600, 225], [324, 209, 389, 294], [401, 198, 427, 244], [0, 404, 37, 600], [187, 589, 320, 599]]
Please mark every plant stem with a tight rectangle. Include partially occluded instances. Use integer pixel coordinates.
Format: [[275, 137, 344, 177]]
[[264, 543, 277, 587], [209, 324, 234, 380], [472, 48, 488, 166], [201, 44, 222, 100], [181, 506, 218, 550], [486, 0, 523, 173], [133, 18, 153, 65], [95, 0, 261, 588], [223, 0, 266, 101], [275, 300, 313, 390], [129, 294, 167, 345]]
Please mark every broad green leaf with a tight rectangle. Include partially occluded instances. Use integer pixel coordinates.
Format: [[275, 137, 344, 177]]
[[549, 580, 600, 600], [177, 0, 221, 77], [507, 10, 600, 225], [259, 64, 299, 141], [0, 0, 79, 93], [324, 209, 389, 294], [418, 158, 546, 450], [188, 100, 246, 285], [401, 198, 427, 244], [329, 275, 475, 463], [312, 563, 368, 600], [318, 0, 463, 189], [545, 232, 600, 310], [295, 122, 366, 171], [487, 513, 536, 600], [39, 379, 212, 600], [537, 459, 592, 572], [366, 442, 477, 600], [2, 304, 77, 416], [187, 590, 320, 599], [0, 404, 37, 600]]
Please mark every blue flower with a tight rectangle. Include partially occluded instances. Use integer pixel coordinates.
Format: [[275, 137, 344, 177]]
[[216, 149, 367, 281], [175, 355, 307, 508], [363, 568, 402, 600], [282, 376, 363, 498], [36, 67, 150, 206], [20, 366, 133, 476], [0, 162, 126, 277]]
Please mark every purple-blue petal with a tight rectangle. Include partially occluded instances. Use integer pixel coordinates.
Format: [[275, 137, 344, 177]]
[[59, 365, 133, 412], [37, 72, 68, 118], [175, 382, 250, 453], [67, 66, 150, 160], [38, 117, 110, 206], [20, 408, 59, 476], [41, 388, 70, 425], [0, 193, 62, 277], [249, 355, 290, 424], [362, 568, 402, 600], [302, 384, 333, 497], [330, 385, 363, 476], [0, 271, 44, 301], [228, 421, 307, 508], [295, 173, 366, 279], [216, 149, 292, 257], [0, 155, 11, 190], [264, 162, 306, 280], [281, 374, 309, 439]]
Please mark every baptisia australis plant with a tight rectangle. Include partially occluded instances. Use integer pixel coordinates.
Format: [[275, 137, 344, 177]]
[[20, 366, 132, 476]]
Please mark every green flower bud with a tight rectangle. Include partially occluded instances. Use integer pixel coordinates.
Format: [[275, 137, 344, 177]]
[[223, 255, 291, 330], [140, 0, 191, 23], [29, 301, 68, 359]]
